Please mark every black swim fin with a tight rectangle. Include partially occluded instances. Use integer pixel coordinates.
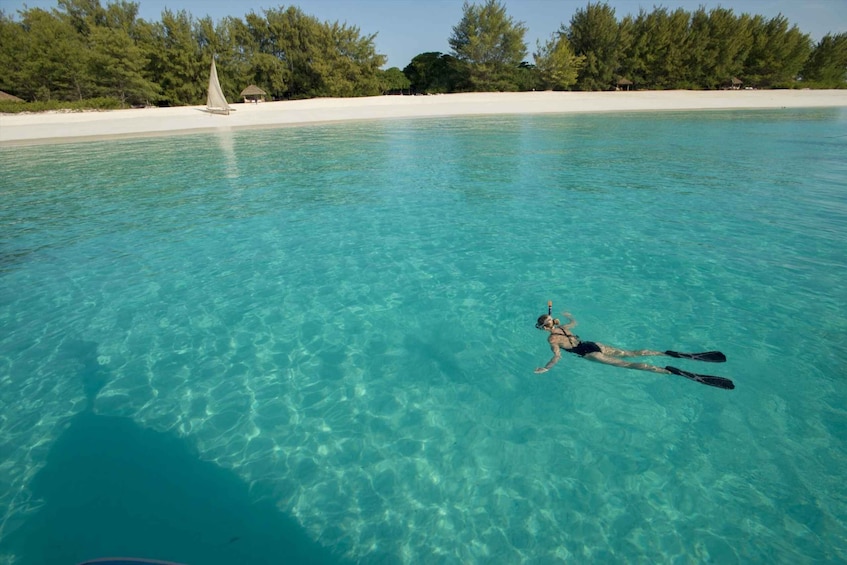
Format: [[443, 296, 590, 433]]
[[666, 366, 735, 390], [665, 350, 726, 363]]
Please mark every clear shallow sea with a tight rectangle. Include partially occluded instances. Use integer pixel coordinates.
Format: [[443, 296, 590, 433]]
[[1, 108, 846, 564]]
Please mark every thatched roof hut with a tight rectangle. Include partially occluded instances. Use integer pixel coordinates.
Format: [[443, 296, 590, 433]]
[[240, 85, 267, 102], [0, 90, 24, 102], [616, 78, 633, 91]]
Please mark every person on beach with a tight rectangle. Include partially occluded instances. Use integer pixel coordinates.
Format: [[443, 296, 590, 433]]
[[534, 308, 735, 389]]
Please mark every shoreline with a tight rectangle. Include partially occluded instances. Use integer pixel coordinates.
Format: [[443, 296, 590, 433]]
[[1, 90, 846, 146]]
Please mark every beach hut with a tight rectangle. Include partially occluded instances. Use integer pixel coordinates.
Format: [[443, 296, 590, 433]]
[[730, 77, 743, 90], [240, 85, 267, 103], [0, 90, 24, 102], [616, 78, 633, 91]]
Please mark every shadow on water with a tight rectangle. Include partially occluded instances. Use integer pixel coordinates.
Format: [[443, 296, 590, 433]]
[[1, 340, 351, 565]]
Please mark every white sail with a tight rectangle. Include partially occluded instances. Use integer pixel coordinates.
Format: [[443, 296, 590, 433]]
[[206, 58, 231, 115]]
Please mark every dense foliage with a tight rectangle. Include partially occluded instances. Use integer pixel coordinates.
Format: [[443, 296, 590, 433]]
[[0, 0, 844, 109], [0, 0, 390, 106]]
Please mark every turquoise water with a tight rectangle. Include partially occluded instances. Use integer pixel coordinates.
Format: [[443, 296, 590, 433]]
[[1, 108, 846, 564]]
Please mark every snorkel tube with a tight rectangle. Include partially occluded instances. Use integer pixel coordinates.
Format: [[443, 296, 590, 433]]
[[548, 301, 561, 326]]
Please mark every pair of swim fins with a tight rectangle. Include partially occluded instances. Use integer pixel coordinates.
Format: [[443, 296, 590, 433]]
[[664, 350, 735, 390]]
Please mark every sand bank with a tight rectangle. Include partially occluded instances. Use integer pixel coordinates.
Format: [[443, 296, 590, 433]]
[[1, 90, 845, 146]]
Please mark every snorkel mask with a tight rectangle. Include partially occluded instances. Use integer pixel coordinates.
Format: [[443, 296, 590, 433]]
[[535, 301, 553, 329]]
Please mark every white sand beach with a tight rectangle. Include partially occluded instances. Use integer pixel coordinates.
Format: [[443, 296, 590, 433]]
[[1, 89, 846, 146]]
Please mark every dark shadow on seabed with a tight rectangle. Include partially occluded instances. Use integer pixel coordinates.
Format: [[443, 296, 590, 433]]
[[0, 411, 353, 565], [1, 340, 350, 565]]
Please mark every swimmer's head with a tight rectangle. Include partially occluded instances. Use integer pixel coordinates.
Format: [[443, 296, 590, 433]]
[[536, 315, 553, 329], [536, 315, 561, 329]]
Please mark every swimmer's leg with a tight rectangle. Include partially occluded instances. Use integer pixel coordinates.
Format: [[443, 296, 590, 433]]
[[584, 352, 669, 374], [596, 343, 665, 358]]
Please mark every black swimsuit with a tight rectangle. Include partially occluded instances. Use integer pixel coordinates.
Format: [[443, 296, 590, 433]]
[[554, 328, 602, 357], [566, 341, 602, 357]]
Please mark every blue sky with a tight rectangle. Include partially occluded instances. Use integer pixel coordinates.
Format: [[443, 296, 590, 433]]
[[4, 0, 846, 68]]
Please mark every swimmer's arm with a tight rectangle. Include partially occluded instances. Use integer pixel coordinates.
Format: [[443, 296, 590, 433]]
[[559, 312, 577, 331], [535, 344, 561, 374]]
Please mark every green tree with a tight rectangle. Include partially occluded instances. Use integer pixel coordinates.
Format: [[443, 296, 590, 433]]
[[701, 8, 754, 89], [682, 7, 713, 88], [316, 20, 386, 96], [744, 15, 811, 87], [238, 11, 290, 98], [59, 0, 160, 105], [635, 7, 691, 89], [146, 9, 204, 105], [102, 0, 141, 31], [533, 33, 584, 90], [379, 67, 411, 93], [88, 25, 158, 105], [403, 52, 468, 93], [566, 2, 621, 91], [0, 11, 27, 98], [512, 61, 541, 91], [257, 6, 321, 98], [616, 12, 643, 87], [448, 0, 527, 91], [56, 0, 107, 35], [802, 33, 847, 87], [15, 8, 90, 100]]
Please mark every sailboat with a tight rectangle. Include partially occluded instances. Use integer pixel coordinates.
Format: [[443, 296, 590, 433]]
[[206, 58, 232, 115]]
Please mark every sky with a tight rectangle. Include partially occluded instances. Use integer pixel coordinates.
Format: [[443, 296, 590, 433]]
[[3, 0, 846, 69]]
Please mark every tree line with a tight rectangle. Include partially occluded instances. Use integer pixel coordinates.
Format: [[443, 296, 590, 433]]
[[414, 1, 847, 93], [0, 0, 844, 109], [0, 0, 390, 106]]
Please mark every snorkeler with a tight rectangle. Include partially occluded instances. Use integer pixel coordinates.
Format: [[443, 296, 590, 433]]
[[534, 304, 734, 390]]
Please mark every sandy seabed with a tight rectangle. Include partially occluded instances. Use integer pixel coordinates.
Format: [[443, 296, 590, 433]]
[[1, 90, 846, 146]]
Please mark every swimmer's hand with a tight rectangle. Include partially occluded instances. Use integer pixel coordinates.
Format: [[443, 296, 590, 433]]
[[534, 367, 548, 374]]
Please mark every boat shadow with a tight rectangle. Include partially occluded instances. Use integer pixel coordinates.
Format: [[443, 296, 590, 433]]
[[2, 408, 347, 565]]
